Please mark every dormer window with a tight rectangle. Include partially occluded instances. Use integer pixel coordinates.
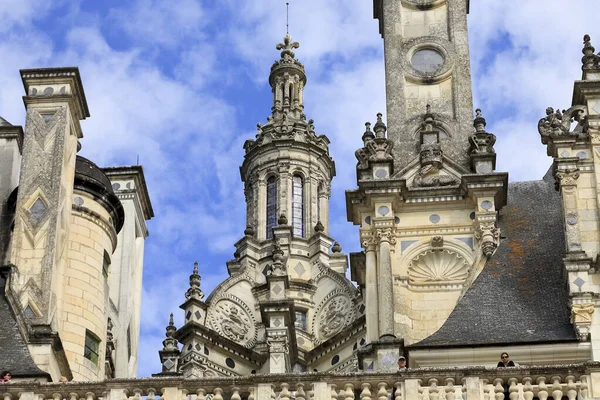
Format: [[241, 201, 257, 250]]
[[266, 176, 277, 239], [292, 175, 304, 237]]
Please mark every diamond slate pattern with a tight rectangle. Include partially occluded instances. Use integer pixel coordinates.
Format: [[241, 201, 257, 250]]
[[414, 169, 577, 347]]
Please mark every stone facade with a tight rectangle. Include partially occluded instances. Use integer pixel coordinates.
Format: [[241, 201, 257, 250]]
[[0, 68, 153, 381]]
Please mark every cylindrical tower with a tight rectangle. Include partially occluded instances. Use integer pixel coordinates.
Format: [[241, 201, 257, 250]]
[[240, 34, 335, 241], [63, 156, 123, 380]]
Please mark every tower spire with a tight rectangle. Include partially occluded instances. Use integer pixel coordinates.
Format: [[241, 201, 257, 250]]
[[286, 2, 289, 34]]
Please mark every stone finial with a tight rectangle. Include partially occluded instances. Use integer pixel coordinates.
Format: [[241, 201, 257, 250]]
[[373, 113, 387, 138], [473, 109, 487, 133], [270, 239, 286, 276], [185, 261, 205, 301], [244, 225, 255, 237], [362, 122, 375, 143], [278, 213, 288, 225], [276, 33, 300, 60], [421, 104, 436, 132], [162, 313, 178, 351], [582, 34, 597, 69], [314, 220, 325, 233], [331, 241, 342, 253]]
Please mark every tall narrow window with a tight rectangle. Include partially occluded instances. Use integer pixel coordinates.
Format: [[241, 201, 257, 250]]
[[292, 175, 304, 237], [266, 176, 277, 239], [84, 330, 101, 365]]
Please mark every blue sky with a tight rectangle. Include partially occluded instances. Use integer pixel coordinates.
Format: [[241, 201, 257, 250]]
[[1, 0, 599, 377]]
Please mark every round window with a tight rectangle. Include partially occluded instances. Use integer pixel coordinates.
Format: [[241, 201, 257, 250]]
[[411, 49, 444, 74]]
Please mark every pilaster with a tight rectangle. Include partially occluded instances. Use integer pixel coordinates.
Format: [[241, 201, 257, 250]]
[[9, 68, 89, 353]]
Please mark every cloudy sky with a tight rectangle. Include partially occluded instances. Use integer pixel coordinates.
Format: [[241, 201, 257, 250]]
[[1, 0, 598, 377]]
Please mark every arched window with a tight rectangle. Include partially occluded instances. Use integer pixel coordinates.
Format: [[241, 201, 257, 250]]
[[266, 176, 277, 239], [292, 175, 304, 237]]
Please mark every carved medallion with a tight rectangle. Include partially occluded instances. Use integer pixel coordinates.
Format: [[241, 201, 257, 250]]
[[206, 296, 256, 348], [313, 290, 354, 343]]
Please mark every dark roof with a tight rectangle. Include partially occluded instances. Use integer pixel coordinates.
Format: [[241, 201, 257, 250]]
[[413, 171, 577, 347], [0, 116, 12, 126], [74, 156, 125, 234], [0, 268, 50, 378]]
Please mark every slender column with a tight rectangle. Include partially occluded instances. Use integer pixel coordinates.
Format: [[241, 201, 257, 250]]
[[362, 235, 379, 342], [309, 176, 319, 232], [376, 228, 396, 339], [257, 179, 266, 240], [279, 163, 290, 223]]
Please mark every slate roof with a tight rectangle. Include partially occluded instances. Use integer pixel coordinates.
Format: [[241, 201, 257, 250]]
[[0, 116, 12, 126], [413, 170, 578, 347], [0, 268, 49, 378]]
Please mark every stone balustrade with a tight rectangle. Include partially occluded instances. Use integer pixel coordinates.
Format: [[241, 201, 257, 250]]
[[3, 364, 600, 400]]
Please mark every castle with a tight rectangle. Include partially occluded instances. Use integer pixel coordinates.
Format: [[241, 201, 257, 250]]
[[3, 1, 600, 397], [0, 68, 153, 380]]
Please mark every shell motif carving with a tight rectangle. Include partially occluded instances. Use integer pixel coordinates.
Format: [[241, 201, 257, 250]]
[[206, 296, 256, 348], [313, 290, 354, 344], [408, 249, 469, 284]]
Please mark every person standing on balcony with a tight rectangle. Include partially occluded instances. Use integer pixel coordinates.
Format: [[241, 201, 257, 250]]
[[497, 352, 516, 367], [397, 356, 407, 370]]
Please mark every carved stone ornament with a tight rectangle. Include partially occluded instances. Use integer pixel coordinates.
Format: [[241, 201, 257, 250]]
[[376, 228, 397, 245], [355, 113, 394, 170], [538, 105, 588, 141], [554, 168, 580, 189], [474, 219, 500, 257], [413, 160, 458, 188], [469, 109, 496, 154], [409, 249, 469, 284], [206, 297, 256, 347], [266, 334, 289, 354], [571, 303, 595, 341], [313, 290, 354, 343]]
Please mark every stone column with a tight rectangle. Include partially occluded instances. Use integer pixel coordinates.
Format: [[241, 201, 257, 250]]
[[376, 228, 396, 339], [257, 178, 266, 240], [362, 235, 379, 342], [279, 162, 290, 225]]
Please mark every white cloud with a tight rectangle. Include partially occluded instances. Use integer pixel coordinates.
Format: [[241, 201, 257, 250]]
[[2, 0, 600, 378]]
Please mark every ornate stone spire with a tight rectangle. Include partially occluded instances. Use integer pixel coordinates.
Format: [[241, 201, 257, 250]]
[[276, 33, 299, 60], [185, 261, 204, 301]]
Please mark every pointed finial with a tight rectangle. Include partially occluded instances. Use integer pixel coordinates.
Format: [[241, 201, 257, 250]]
[[422, 104, 436, 131], [169, 313, 174, 327], [473, 108, 487, 132], [426, 104, 431, 114], [314, 220, 325, 233], [276, 34, 300, 60], [286, 2, 290, 35], [582, 34, 597, 69], [331, 241, 342, 253], [362, 122, 375, 143], [185, 261, 204, 301], [373, 113, 387, 138]]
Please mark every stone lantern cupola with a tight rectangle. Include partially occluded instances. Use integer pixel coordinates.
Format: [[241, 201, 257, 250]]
[[240, 34, 336, 242], [158, 35, 364, 377]]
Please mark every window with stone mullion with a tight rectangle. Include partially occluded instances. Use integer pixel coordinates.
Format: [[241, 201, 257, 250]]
[[266, 176, 277, 239], [292, 175, 304, 237]]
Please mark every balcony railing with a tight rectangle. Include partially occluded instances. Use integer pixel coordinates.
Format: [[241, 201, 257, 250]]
[[3, 363, 600, 400]]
